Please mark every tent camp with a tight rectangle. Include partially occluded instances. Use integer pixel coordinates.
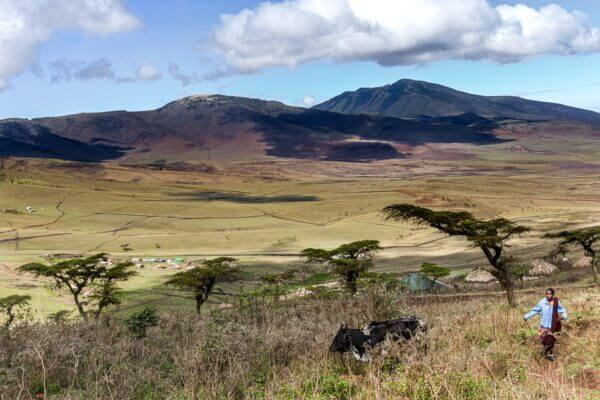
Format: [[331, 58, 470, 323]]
[[402, 273, 450, 291]]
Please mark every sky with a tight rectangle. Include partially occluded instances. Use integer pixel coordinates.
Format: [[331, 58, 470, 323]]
[[1, 0, 600, 119]]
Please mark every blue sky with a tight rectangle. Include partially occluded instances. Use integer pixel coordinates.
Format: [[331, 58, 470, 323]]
[[1, 0, 600, 119]]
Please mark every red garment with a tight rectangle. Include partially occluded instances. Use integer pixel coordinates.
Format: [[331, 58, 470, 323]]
[[551, 297, 561, 333]]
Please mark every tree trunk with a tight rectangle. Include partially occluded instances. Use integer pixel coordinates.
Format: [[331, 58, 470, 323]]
[[74, 296, 88, 321], [94, 305, 105, 321], [495, 266, 516, 307], [503, 279, 516, 307], [5, 308, 14, 329], [347, 277, 357, 296], [592, 254, 598, 285], [195, 294, 205, 315]]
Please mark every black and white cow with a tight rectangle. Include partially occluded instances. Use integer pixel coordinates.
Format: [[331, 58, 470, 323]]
[[329, 317, 426, 361]]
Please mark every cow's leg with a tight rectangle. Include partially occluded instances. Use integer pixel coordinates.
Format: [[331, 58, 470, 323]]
[[342, 355, 353, 376], [339, 353, 354, 376]]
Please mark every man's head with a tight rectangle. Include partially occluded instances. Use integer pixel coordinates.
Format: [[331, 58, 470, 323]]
[[545, 288, 555, 301]]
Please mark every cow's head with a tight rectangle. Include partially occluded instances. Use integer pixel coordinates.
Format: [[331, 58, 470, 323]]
[[329, 323, 351, 353]]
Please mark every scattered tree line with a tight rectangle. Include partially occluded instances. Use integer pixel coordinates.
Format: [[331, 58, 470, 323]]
[[2, 205, 598, 327]]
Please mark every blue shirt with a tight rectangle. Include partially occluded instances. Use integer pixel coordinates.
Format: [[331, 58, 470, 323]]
[[524, 298, 567, 329]]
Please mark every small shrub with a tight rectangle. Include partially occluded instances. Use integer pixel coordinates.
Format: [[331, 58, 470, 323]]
[[301, 373, 355, 400], [455, 376, 493, 400], [124, 306, 159, 338]]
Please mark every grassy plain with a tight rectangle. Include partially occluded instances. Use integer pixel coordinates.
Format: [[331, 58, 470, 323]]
[[1, 122, 600, 316], [1, 284, 598, 399]]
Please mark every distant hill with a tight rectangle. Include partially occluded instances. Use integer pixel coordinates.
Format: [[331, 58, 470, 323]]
[[0, 94, 505, 163], [0, 120, 126, 162], [314, 79, 600, 124]]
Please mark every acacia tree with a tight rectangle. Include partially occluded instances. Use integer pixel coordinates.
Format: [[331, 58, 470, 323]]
[[382, 205, 530, 306], [18, 254, 137, 321], [0, 295, 31, 329], [254, 270, 296, 303], [420, 262, 450, 282], [165, 257, 237, 314], [301, 240, 381, 295], [544, 227, 600, 285]]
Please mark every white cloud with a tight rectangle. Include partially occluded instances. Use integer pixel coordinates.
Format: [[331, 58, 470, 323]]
[[302, 95, 317, 107], [0, 78, 9, 92], [168, 62, 200, 86], [213, 0, 600, 73], [136, 63, 162, 81], [0, 0, 139, 91], [50, 58, 135, 83]]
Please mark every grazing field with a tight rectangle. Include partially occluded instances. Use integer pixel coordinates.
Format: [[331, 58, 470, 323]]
[[1, 284, 598, 399], [1, 124, 600, 316], [0, 122, 599, 399]]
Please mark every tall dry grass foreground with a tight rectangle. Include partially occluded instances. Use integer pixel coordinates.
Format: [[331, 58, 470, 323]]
[[0, 286, 598, 399]]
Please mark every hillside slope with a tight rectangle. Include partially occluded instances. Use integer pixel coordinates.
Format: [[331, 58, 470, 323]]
[[314, 79, 600, 124], [0, 95, 504, 163], [0, 120, 126, 161]]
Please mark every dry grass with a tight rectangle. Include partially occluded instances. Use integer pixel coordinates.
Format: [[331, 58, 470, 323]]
[[0, 285, 598, 399], [3, 157, 600, 317]]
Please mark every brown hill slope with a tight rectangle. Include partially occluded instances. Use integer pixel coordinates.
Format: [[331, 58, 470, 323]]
[[1, 94, 505, 163]]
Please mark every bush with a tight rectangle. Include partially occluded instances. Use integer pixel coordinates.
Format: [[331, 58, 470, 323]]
[[0, 287, 596, 399], [124, 306, 159, 338]]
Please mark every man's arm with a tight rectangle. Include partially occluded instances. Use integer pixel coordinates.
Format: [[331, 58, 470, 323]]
[[524, 301, 543, 321], [557, 301, 568, 320]]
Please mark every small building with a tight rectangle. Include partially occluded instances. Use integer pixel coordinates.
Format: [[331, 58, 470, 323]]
[[528, 259, 558, 276], [402, 273, 450, 291], [574, 256, 593, 269], [465, 268, 496, 283]]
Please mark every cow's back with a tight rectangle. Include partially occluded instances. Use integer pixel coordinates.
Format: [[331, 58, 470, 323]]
[[365, 317, 425, 345]]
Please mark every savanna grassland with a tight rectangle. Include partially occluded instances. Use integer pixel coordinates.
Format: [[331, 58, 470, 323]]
[[1, 120, 600, 315], [0, 120, 599, 399], [1, 281, 598, 399]]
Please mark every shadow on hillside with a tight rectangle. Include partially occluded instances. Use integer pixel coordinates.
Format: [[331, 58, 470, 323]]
[[170, 190, 320, 203], [0, 121, 129, 162]]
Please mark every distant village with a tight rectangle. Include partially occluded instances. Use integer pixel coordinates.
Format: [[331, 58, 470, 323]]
[[44, 254, 191, 271], [128, 257, 188, 270]]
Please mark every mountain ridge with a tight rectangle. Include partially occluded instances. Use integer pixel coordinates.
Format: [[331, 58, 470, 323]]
[[313, 79, 600, 124], [1, 93, 504, 163], [3, 80, 598, 164]]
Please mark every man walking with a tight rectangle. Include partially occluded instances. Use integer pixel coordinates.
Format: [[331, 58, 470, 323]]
[[524, 288, 568, 361]]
